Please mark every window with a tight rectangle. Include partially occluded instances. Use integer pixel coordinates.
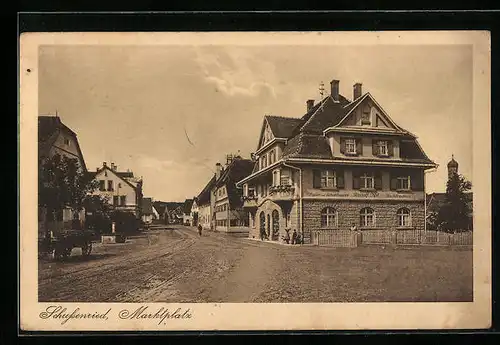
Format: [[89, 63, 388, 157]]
[[113, 196, 119, 206], [376, 140, 388, 156], [120, 196, 126, 206], [397, 176, 411, 190], [99, 180, 105, 191], [107, 180, 114, 191], [397, 208, 411, 227], [321, 170, 336, 188], [360, 172, 375, 189], [321, 207, 338, 228], [260, 156, 267, 169], [345, 139, 356, 154], [273, 170, 279, 186], [280, 174, 290, 186], [64, 138, 70, 146], [248, 187, 255, 197], [360, 207, 375, 227], [270, 149, 276, 164]]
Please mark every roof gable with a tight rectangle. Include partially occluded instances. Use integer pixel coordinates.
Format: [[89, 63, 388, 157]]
[[336, 93, 404, 132], [92, 166, 138, 190], [296, 95, 354, 134], [256, 116, 303, 150]]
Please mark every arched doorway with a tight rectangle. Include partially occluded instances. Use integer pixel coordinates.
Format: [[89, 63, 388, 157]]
[[259, 212, 266, 239], [272, 210, 279, 241]]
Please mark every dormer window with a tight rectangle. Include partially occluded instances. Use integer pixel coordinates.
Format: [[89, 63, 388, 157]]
[[345, 139, 357, 154], [64, 138, 70, 146]]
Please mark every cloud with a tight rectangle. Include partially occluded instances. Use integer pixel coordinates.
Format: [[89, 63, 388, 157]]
[[193, 47, 277, 98]]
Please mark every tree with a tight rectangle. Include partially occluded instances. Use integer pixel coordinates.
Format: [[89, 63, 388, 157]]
[[38, 154, 99, 224], [435, 173, 472, 233]]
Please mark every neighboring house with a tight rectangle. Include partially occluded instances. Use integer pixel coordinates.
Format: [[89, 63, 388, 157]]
[[236, 79, 437, 243], [166, 202, 184, 224], [141, 197, 155, 224], [183, 199, 194, 225], [426, 156, 473, 230], [38, 115, 88, 236], [213, 157, 254, 233], [190, 198, 199, 226], [196, 175, 217, 230], [89, 161, 143, 218], [152, 201, 169, 223]]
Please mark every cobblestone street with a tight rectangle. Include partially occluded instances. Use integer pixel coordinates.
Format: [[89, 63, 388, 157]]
[[38, 226, 473, 303]]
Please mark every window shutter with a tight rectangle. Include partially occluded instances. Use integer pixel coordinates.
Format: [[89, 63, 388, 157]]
[[374, 171, 382, 190], [340, 138, 346, 154], [352, 170, 360, 189], [313, 169, 321, 188], [337, 169, 345, 189], [411, 170, 424, 191], [388, 140, 394, 156], [356, 139, 363, 155], [390, 174, 398, 190], [372, 140, 378, 156]]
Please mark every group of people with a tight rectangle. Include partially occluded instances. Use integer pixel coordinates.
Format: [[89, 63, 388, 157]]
[[283, 229, 303, 245]]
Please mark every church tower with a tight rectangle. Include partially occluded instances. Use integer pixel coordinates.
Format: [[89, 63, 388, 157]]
[[447, 154, 459, 179]]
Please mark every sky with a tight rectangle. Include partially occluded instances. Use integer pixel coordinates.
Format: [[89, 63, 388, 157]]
[[38, 44, 473, 202]]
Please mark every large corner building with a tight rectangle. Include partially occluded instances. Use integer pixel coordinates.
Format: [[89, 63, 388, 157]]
[[236, 79, 437, 243]]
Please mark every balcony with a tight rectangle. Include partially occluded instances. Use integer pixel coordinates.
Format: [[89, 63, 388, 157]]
[[241, 195, 258, 208], [269, 185, 295, 200]]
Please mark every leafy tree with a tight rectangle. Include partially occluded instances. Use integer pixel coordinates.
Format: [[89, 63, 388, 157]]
[[38, 154, 99, 223], [435, 173, 472, 233]]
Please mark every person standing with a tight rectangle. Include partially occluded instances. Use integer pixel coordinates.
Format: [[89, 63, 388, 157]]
[[284, 229, 290, 244], [291, 229, 297, 245], [198, 224, 202, 236]]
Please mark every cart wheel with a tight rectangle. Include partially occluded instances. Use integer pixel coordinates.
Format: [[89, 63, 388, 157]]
[[82, 242, 92, 256]]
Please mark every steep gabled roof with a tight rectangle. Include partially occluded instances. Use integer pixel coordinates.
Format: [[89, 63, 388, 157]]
[[215, 158, 254, 208], [38, 115, 88, 172], [282, 132, 333, 160], [265, 115, 304, 138], [89, 166, 140, 191], [197, 174, 217, 205], [152, 201, 168, 215]]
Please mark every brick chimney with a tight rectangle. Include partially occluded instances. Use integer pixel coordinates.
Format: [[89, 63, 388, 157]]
[[353, 82, 362, 100], [215, 163, 222, 180], [306, 99, 314, 112], [103, 161, 107, 168], [110, 162, 117, 171], [330, 79, 339, 102]]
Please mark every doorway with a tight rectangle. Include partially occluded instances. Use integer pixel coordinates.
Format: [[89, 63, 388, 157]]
[[259, 212, 266, 239], [272, 210, 279, 241]]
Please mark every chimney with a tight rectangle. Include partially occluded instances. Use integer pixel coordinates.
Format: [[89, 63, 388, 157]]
[[215, 163, 222, 180], [103, 161, 107, 168], [353, 82, 362, 100], [110, 162, 117, 171], [330, 79, 339, 102], [306, 99, 314, 112]]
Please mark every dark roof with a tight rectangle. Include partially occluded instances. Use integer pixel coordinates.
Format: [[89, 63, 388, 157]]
[[447, 157, 459, 168], [38, 115, 88, 172], [216, 159, 255, 188], [38, 116, 77, 143], [116, 171, 134, 178], [297, 95, 362, 134], [216, 158, 254, 208], [400, 140, 430, 161], [197, 174, 217, 205], [282, 133, 333, 159], [427, 191, 473, 212], [88, 166, 139, 190], [141, 198, 153, 215], [183, 199, 194, 214], [265, 115, 304, 139], [152, 201, 168, 215]]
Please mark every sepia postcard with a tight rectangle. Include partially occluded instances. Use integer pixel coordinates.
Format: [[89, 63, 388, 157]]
[[19, 31, 491, 332]]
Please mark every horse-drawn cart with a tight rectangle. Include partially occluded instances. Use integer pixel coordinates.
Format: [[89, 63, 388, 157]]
[[38, 229, 95, 261]]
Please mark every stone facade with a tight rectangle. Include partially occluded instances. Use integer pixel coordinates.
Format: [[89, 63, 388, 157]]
[[302, 199, 425, 244]]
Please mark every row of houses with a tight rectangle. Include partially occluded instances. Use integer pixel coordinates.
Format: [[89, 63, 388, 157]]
[[38, 115, 145, 236], [186, 78, 471, 243]]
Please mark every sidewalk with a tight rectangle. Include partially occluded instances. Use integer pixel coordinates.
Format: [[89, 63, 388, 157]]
[[244, 237, 313, 247]]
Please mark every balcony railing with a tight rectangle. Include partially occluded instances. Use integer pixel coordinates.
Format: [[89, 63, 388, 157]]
[[269, 185, 295, 199]]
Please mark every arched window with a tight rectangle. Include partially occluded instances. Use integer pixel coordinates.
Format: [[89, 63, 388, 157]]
[[321, 207, 338, 227], [397, 208, 411, 227], [360, 207, 375, 227]]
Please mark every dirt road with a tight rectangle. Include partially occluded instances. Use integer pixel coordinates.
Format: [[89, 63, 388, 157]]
[[38, 226, 473, 302]]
